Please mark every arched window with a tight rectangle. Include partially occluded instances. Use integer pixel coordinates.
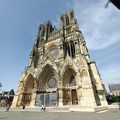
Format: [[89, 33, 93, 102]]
[[34, 54, 39, 68], [40, 26, 45, 37], [70, 11, 74, 19], [24, 74, 34, 92], [36, 38, 39, 48], [66, 15, 69, 26], [70, 41, 75, 58], [67, 43, 71, 56]]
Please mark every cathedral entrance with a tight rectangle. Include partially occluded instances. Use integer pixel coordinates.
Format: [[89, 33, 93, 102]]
[[36, 65, 59, 107], [62, 66, 78, 105], [35, 91, 58, 107], [63, 89, 78, 105], [63, 89, 71, 105], [22, 93, 32, 106], [17, 74, 34, 106], [71, 89, 78, 105]]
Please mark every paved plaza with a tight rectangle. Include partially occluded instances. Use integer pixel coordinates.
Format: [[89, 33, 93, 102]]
[[0, 109, 120, 120]]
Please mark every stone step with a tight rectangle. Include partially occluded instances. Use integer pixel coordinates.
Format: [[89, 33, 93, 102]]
[[70, 105, 108, 112], [94, 106, 108, 112], [8, 106, 70, 112], [0, 106, 108, 112]]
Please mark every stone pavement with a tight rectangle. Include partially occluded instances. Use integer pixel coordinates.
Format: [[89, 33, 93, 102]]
[[0, 109, 120, 120]]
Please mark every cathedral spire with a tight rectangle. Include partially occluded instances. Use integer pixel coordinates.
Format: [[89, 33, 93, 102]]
[[60, 10, 79, 30]]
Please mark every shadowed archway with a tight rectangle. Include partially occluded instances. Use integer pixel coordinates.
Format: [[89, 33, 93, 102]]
[[36, 65, 59, 107], [20, 74, 34, 106], [62, 66, 78, 105]]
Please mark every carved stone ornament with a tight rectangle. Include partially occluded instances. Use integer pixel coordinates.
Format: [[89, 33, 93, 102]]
[[47, 77, 57, 88], [49, 48, 59, 60]]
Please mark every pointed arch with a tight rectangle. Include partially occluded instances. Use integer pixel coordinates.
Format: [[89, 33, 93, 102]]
[[60, 16, 64, 26], [37, 64, 59, 90], [81, 69, 90, 84], [70, 41, 75, 58], [60, 57, 79, 78], [24, 74, 34, 92], [66, 15, 69, 26], [20, 74, 35, 106], [62, 65, 76, 87], [40, 25, 45, 37], [70, 10, 74, 19], [34, 54, 39, 68], [62, 66, 78, 105], [81, 69, 88, 77], [39, 59, 59, 74]]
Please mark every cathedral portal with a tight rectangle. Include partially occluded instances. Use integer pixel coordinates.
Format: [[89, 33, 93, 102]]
[[35, 65, 58, 107]]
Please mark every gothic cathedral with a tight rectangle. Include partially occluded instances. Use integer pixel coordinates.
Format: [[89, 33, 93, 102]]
[[12, 10, 108, 109]]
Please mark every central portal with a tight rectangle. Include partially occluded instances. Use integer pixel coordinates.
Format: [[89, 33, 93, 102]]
[[36, 65, 59, 107], [35, 91, 58, 107]]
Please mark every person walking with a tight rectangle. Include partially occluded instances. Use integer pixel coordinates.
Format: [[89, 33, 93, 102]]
[[22, 103, 26, 109], [41, 104, 46, 112], [41, 104, 44, 111]]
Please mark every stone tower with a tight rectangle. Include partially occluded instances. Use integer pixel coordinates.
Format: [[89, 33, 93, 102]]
[[12, 10, 108, 109]]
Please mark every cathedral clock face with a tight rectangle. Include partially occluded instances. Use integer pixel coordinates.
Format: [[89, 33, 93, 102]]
[[49, 48, 59, 60], [47, 77, 56, 88]]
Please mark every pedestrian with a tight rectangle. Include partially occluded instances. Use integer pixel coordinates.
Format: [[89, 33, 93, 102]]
[[43, 105, 46, 112], [22, 103, 26, 109], [41, 104, 44, 111], [41, 104, 46, 112]]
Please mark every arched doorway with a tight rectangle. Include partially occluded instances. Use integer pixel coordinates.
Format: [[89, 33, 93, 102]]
[[62, 67, 78, 105], [20, 74, 34, 106], [36, 65, 59, 107]]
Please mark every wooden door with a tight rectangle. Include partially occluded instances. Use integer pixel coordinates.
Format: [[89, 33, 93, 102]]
[[71, 89, 78, 105]]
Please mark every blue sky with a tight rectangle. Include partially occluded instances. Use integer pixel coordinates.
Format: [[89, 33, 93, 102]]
[[0, 0, 120, 92]]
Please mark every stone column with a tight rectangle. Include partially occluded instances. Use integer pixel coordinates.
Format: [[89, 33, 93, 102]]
[[30, 89, 37, 107], [70, 89, 72, 105], [80, 44, 83, 54], [77, 88, 82, 105], [58, 89, 63, 106]]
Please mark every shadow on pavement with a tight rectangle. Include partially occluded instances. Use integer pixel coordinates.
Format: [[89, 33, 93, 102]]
[[0, 117, 8, 120]]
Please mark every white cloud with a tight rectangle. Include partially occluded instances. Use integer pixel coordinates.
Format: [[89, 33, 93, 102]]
[[100, 65, 120, 82], [70, 0, 120, 92], [100, 65, 120, 91], [73, 0, 120, 50]]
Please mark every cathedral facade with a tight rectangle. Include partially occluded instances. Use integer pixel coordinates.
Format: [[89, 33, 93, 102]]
[[12, 10, 108, 108]]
